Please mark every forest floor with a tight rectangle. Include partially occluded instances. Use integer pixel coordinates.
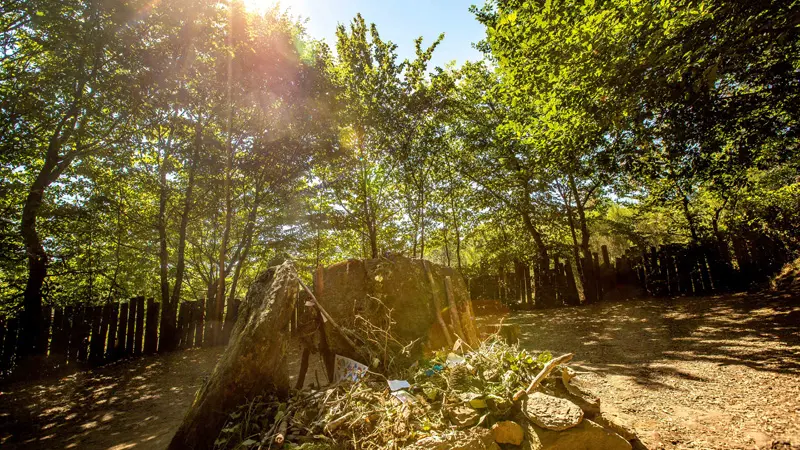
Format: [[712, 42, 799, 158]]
[[0, 346, 224, 450], [0, 291, 798, 450], [492, 290, 800, 450]]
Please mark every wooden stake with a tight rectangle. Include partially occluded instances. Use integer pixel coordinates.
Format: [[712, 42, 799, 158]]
[[298, 279, 357, 350]]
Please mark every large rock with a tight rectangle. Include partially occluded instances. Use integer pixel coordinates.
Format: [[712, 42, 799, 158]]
[[522, 418, 632, 450], [524, 392, 584, 431], [168, 261, 299, 450], [318, 256, 473, 365]]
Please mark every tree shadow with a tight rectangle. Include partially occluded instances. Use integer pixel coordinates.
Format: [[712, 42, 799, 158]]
[[478, 291, 800, 390], [0, 347, 223, 449]]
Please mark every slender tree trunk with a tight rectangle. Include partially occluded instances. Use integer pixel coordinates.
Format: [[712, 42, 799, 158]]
[[443, 227, 451, 266], [561, 189, 583, 280], [520, 211, 556, 308], [19, 103, 82, 357], [160, 123, 201, 352], [157, 135, 172, 347], [446, 157, 462, 271], [20, 172, 51, 357], [226, 179, 262, 309], [358, 138, 378, 258], [419, 187, 425, 259], [681, 195, 700, 243], [568, 174, 598, 304], [216, 138, 234, 344]]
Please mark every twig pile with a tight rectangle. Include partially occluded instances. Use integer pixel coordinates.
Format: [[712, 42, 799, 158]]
[[214, 337, 557, 450]]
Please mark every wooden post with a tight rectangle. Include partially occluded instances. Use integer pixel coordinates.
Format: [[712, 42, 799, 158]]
[[76, 306, 90, 363], [117, 303, 129, 357], [315, 264, 335, 382], [184, 302, 195, 348], [223, 295, 237, 344], [203, 296, 214, 347], [62, 306, 74, 364], [38, 306, 53, 358], [195, 299, 205, 347], [295, 347, 312, 390], [176, 303, 187, 349], [106, 303, 118, 357], [50, 307, 67, 367], [0, 320, 5, 370], [126, 298, 138, 355], [144, 299, 159, 354], [100, 303, 112, 360], [564, 261, 581, 306], [1, 318, 18, 372], [134, 297, 145, 355], [524, 263, 533, 307], [89, 306, 104, 364]]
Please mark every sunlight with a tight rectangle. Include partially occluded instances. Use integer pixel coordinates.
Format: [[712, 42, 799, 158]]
[[240, 0, 303, 14]]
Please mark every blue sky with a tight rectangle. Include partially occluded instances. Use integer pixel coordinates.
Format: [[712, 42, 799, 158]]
[[250, 0, 487, 68]]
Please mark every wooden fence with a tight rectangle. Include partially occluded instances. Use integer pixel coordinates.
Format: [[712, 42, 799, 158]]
[[0, 297, 241, 377], [470, 233, 793, 308]]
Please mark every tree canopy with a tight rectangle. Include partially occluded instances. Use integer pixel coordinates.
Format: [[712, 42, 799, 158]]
[[2, 0, 798, 354]]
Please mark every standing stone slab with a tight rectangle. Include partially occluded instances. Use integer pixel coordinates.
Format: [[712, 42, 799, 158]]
[[523, 392, 584, 431], [168, 261, 299, 450]]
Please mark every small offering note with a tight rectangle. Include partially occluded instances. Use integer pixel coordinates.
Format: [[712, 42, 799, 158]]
[[333, 355, 368, 382]]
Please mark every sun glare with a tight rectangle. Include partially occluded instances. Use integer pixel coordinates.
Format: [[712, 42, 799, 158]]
[[241, 0, 300, 13]]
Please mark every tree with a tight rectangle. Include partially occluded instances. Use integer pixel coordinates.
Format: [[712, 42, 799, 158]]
[[2, 0, 143, 357]]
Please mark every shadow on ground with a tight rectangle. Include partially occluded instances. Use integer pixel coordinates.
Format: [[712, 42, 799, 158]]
[[0, 347, 223, 449], [481, 291, 800, 387]]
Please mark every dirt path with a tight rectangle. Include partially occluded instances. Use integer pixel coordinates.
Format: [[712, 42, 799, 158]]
[[1, 292, 798, 450], [0, 347, 223, 450], [492, 292, 800, 449]]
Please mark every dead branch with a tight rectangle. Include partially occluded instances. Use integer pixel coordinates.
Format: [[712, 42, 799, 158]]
[[513, 353, 574, 402], [298, 278, 358, 350]]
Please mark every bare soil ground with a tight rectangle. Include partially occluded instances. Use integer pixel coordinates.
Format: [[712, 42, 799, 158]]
[[0, 347, 223, 450], [492, 291, 800, 449], [0, 291, 797, 450]]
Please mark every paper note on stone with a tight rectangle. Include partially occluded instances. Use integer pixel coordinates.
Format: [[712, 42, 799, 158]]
[[333, 355, 368, 382], [388, 380, 411, 391]]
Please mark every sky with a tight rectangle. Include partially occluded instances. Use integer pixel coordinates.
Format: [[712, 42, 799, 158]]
[[247, 0, 487, 69]]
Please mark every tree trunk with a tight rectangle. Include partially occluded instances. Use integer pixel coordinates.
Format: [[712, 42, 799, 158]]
[[19, 105, 82, 357], [224, 179, 262, 340], [520, 212, 556, 308], [161, 123, 200, 352], [568, 174, 598, 304], [682, 194, 700, 243], [443, 227, 451, 267], [20, 173, 50, 357], [157, 138, 171, 350]]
